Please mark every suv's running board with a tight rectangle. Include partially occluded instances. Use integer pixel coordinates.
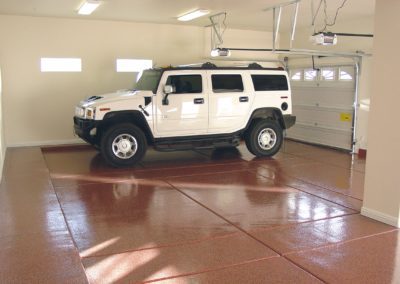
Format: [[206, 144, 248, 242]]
[[154, 136, 241, 152]]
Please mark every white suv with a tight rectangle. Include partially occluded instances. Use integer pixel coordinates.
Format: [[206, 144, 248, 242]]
[[74, 63, 296, 167]]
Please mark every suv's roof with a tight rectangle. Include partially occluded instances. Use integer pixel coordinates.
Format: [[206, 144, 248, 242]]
[[156, 62, 285, 72]]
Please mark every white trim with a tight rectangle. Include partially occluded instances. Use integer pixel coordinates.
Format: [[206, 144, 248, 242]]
[[7, 139, 85, 148], [361, 207, 400, 228]]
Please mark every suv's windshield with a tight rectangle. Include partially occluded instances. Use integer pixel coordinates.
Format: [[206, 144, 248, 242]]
[[135, 70, 162, 94]]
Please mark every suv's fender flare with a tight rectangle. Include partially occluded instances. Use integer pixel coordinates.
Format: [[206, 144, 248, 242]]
[[245, 108, 290, 130], [98, 110, 154, 144]]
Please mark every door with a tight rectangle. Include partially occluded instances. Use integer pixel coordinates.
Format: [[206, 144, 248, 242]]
[[155, 71, 208, 137], [286, 66, 355, 150], [207, 71, 254, 133]]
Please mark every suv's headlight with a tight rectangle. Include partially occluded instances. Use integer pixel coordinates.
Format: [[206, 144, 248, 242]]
[[75, 106, 85, 117]]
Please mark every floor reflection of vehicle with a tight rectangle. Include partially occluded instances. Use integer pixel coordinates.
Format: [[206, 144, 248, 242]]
[[210, 146, 242, 160]]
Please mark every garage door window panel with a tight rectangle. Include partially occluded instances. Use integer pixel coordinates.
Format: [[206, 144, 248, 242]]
[[211, 74, 244, 93], [251, 75, 288, 91], [304, 69, 318, 81], [290, 70, 303, 81], [339, 67, 354, 81], [166, 75, 202, 94], [321, 68, 336, 81]]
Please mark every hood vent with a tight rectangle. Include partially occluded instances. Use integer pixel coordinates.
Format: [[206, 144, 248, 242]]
[[86, 96, 103, 102]]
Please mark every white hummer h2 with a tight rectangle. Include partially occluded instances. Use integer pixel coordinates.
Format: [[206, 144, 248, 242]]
[[74, 63, 296, 167]]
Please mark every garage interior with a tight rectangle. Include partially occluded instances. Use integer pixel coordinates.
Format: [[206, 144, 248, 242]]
[[0, 0, 399, 283]]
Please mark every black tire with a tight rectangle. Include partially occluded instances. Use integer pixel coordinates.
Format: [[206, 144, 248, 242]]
[[100, 123, 147, 167], [245, 120, 283, 157]]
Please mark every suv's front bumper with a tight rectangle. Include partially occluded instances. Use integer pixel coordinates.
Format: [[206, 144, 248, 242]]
[[283, 115, 296, 129], [73, 116, 98, 144]]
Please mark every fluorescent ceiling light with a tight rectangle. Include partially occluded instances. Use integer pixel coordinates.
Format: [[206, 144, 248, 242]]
[[178, 9, 210, 21], [78, 1, 101, 15]]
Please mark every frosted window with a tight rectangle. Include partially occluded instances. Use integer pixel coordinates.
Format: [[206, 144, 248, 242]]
[[290, 70, 302, 81], [116, 59, 152, 73], [339, 67, 354, 81], [321, 68, 336, 81], [41, 58, 81, 72], [304, 69, 317, 81]]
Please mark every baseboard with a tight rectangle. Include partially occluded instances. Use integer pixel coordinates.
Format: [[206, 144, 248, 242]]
[[7, 139, 85, 148], [358, 148, 367, 158], [361, 207, 400, 228]]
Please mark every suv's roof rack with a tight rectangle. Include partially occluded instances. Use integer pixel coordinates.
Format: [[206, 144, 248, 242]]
[[248, 63, 263, 69], [161, 62, 284, 71], [202, 62, 217, 68]]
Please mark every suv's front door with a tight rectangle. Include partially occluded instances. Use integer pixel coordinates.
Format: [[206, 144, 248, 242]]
[[155, 71, 208, 137]]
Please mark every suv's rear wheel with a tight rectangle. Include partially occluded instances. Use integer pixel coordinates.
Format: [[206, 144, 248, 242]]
[[245, 120, 283, 157], [101, 123, 147, 167]]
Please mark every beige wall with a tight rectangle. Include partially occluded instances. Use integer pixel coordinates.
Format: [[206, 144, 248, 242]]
[[280, 16, 374, 151], [362, 0, 400, 227], [0, 15, 276, 147], [0, 67, 5, 180], [204, 27, 280, 64], [0, 15, 205, 146]]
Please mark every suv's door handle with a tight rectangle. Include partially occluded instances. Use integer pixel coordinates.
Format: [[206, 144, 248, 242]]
[[239, 96, 249, 102], [194, 98, 204, 104]]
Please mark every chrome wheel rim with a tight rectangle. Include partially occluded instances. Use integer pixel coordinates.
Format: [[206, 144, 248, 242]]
[[112, 134, 138, 159], [257, 128, 277, 150]]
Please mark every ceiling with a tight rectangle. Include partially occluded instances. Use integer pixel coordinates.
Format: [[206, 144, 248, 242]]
[[0, 0, 375, 32]]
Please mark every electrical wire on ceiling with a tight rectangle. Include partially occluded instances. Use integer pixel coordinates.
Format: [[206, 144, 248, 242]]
[[312, 0, 348, 33]]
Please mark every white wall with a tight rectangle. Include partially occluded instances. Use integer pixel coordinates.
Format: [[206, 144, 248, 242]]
[[0, 15, 277, 147], [280, 16, 374, 152], [362, 0, 400, 227]]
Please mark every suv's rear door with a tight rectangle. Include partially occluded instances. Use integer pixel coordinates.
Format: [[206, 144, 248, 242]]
[[207, 70, 254, 133]]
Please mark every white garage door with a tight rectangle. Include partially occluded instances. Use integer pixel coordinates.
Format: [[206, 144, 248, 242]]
[[286, 66, 355, 150]]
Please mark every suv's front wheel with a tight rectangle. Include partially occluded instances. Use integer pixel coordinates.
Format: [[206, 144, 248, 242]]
[[101, 123, 147, 167], [245, 120, 283, 157]]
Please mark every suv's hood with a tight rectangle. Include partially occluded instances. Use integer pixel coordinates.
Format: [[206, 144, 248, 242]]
[[80, 90, 152, 108]]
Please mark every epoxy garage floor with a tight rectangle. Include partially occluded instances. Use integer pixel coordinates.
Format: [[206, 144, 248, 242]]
[[0, 140, 399, 283]]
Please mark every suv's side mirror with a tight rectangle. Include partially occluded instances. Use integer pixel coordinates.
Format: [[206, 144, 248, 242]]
[[162, 85, 173, 105]]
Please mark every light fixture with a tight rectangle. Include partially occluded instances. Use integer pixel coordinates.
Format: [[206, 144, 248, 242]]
[[177, 9, 210, 21], [211, 48, 231, 57], [78, 0, 101, 15]]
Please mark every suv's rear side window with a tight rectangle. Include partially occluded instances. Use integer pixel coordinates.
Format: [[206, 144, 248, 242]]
[[251, 75, 288, 91], [211, 74, 244, 93], [166, 75, 202, 94]]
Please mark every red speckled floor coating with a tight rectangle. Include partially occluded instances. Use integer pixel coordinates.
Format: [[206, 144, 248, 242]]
[[0, 140, 398, 283]]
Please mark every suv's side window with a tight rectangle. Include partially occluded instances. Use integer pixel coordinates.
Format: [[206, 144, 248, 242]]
[[251, 75, 288, 91], [166, 75, 202, 94], [211, 74, 244, 93]]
